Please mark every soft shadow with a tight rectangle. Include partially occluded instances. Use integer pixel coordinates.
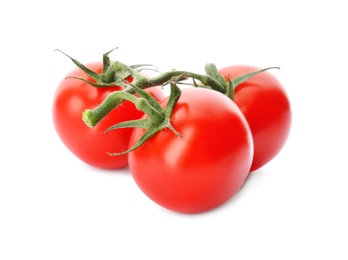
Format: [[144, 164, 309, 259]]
[[216, 168, 269, 210], [242, 168, 269, 188], [81, 162, 131, 176]]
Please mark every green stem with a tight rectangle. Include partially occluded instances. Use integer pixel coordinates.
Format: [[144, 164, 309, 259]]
[[82, 69, 226, 127], [82, 74, 154, 128], [146, 70, 226, 93], [82, 86, 135, 127], [82, 85, 165, 127], [81, 61, 277, 128]]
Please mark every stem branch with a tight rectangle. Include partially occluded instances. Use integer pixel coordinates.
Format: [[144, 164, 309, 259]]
[[146, 70, 226, 93], [82, 86, 135, 127]]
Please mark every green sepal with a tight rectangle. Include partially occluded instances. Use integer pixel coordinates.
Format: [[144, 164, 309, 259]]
[[105, 118, 152, 132], [226, 78, 235, 100], [230, 67, 280, 91], [164, 83, 181, 118], [65, 75, 129, 88], [107, 123, 162, 156], [224, 67, 280, 100], [55, 49, 104, 81], [102, 48, 118, 74]]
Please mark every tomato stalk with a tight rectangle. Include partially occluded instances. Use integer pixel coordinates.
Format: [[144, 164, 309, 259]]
[[82, 65, 278, 127], [81, 71, 227, 128], [57, 49, 279, 128], [82, 85, 135, 127]]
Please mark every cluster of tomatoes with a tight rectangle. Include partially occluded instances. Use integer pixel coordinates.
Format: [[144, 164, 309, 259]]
[[52, 51, 292, 214]]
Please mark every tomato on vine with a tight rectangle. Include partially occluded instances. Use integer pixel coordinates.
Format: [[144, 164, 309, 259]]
[[58, 48, 292, 213], [217, 65, 292, 172], [104, 83, 253, 213], [52, 50, 164, 169]]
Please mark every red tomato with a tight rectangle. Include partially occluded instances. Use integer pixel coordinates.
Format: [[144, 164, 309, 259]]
[[128, 88, 253, 214], [218, 65, 292, 172], [52, 62, 164, 169]]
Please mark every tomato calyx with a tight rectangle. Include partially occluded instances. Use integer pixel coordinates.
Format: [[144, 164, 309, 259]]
[[204, 63, 280, 100], [55, 48, 155, 88], [104, 78, 183, 156]]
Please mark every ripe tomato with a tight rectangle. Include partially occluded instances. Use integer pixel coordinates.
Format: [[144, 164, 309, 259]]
[[128, 88, 253, 214], [52, 62, 164, 169], [218, 65, 292, 172]]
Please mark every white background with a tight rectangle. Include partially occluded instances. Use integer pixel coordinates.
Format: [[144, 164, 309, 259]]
[[1, 0, 347, 259]]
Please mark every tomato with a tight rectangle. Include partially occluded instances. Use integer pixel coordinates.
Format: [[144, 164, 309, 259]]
[[52, 62, 164, 169], [128, 88, 253, 214], [218, 65, 292, 172]]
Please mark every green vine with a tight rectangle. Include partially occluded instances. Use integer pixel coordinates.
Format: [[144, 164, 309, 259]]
[[57, 49, 279, 154]]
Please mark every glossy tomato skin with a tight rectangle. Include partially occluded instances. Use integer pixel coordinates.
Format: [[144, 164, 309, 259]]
[[128, 88, 253, 214], [52, 62, 164, 169], [218, 65, 292, 172]]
